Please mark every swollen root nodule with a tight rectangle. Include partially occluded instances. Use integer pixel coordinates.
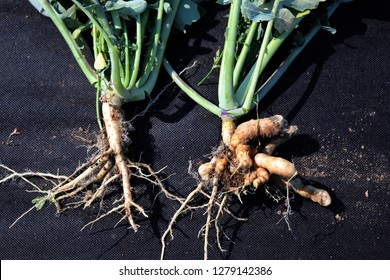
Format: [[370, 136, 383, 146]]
[[161, 115, 331, 259], [1, 101, 172, 232], [200, 115, 331, 205]]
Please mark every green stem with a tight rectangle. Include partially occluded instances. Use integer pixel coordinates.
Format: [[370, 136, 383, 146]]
[[96, 75, 103, 130], [163, 58, 222, 117], [38, 0, 97, 85], [134, 0, 181, 98], [109, 45, 131, 100], [111, 10, 122, 30], [70, 0, 114, 48], [92, 24, 99, 58], [72, 0, 131, 100], [90, 0, 116, 40], [197, 49, 222, 86], [233, 21, 258, 91], [109, 9, 126, 86], [166, 0, 342, 120], [128, 14, 143, 90], [123, 21, 131, 87], [240, 0, 281, 112], [92, 24, 102, 130], [235, 28, 291, 107], [136, 0, 165, 87], [250, 0, 342, 110], [218, 0, 242, 110]]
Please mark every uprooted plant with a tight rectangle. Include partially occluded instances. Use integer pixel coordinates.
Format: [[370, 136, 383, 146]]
[[161, 0, 344, 259], [0, 0, 199, 232]]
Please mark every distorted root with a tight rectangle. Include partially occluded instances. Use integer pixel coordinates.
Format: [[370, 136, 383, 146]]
[[161, 115, 332, 259]]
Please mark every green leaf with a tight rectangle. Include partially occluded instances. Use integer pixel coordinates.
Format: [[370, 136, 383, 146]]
[[28, 0, 77, 19], [32, 196, 47, 211], [48, 2, 81, 29], [241, 0, 275, 22], [274, 7, 299, 33], [283, 0, 326, 12], [105, 0, 148, 17], [56, 4, 77, 20], [28, 0, 48, 16], [174, 0, 203, 32]]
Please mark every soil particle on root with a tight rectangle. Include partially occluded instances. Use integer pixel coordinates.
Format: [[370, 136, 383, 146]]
[[161, 115, 332, 259]]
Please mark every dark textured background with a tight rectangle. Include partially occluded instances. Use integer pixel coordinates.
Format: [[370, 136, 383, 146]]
[[0, 0, 389, 260]]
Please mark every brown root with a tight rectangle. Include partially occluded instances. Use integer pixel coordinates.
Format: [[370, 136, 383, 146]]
[[270, 175, 331, 207], [254, 153, 297, 179], [229, 115, 287, 149], [161, 114, 332, 259], [1, 101, 178, 232]]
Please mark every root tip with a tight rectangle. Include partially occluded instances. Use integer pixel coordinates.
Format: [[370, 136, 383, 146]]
[[319, 190, 332, 207]]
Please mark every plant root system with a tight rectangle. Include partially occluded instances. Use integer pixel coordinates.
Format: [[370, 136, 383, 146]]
[[161, 115, 331, 259], [1, 101, 178, 232]]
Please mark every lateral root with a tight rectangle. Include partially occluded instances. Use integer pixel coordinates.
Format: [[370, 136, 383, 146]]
[[1, 102, 179, 232]]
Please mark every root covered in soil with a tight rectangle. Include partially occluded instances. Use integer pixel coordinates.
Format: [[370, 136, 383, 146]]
[[161, 115, 331, 259], [1, 101, 177, 232]]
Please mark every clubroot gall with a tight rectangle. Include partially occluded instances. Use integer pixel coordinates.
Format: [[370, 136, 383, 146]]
[[161, 0, 342, 259], [0, 0, 200, 232]]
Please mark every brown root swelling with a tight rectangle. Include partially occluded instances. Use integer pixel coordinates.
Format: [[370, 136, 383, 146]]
[[270, 175, 332, 207], [229, 115, 287, 149], [199, 115, 330, 203], [2, 100, 176, 232], [161, 114, 332, 259]]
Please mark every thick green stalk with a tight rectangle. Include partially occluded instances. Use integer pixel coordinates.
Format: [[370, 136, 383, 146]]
[[251, 0, 342, 109], [111, 10, 122, 30], [229, 33, 291, 117], [109, 45, 132, 100], [123, 22, 131, 87], [93, 25, 103, 130], [134, 0, 182, 97], [90, 0, 116, 39], [95, 75, 103, 130], [71, 0, 131, 101], [71, 0, 114, 47], [218, 0, 242, 110], [80, 0, 124, 95], [38, 0, 97, 85], [233, 21, 258, 91], [127, 14, 143, 90], [92, 25, 99, 58], [235, 28, 291, 106], [240, 0, 281, 112], [164, 0, 342, 121], [136, 0, 165, 87], [124, 12, 147, 89]]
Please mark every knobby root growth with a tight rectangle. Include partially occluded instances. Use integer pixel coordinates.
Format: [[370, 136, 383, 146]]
[[1, 101, 179, 232], [161, 115, 332, 259]]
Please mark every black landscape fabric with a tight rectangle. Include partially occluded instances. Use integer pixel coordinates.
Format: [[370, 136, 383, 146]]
[[0, 1, 389, 259]]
